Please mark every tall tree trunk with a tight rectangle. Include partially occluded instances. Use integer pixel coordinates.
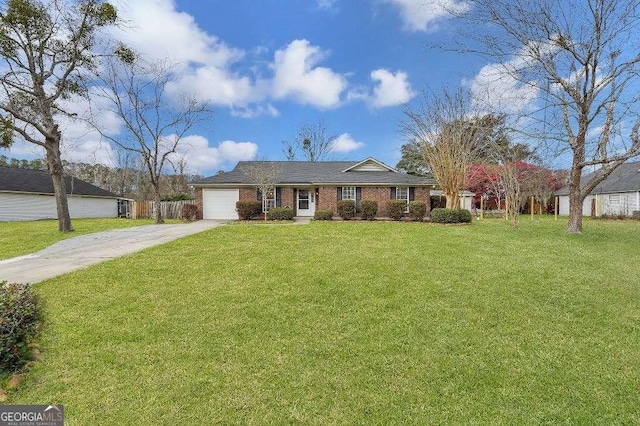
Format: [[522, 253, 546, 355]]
[[153, 185, 164, 224], [567, 162, 584, 234], [445, 191, 460, 209], [507, 193, 520, 230], [45, 141, 73, 232]]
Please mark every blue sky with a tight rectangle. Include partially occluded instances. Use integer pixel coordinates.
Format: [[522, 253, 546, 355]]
[[3, 0, 499, 176], [170, 0, 482, 175]]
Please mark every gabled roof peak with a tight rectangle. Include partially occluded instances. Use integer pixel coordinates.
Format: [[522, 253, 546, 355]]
[[342, 157, 397, 173]]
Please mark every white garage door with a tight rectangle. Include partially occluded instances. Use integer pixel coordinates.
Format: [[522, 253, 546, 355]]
[[203, 189, 239, 220]]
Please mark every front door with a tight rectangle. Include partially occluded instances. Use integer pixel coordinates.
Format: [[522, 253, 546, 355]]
[[297, 188, 316, 216]]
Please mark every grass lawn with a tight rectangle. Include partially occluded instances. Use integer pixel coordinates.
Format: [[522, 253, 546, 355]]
[[0, 218, 179, 261], [8, 218, 640, 424]]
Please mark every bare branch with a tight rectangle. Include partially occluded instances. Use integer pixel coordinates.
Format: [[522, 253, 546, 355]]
[[281, 119, 337, 161], [240, 162, 282, 220], [0, 0, 119, 231], [400, 87, 498, 209], [88, 55, 211, 223], [447, 0, 640, 232]]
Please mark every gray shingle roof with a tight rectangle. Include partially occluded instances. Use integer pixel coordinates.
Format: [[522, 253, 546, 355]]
[[0, 166, 118, 198], [192, 160, 436, 186], [556, 161, 640, 195]]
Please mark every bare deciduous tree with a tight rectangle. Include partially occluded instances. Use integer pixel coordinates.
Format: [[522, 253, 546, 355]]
[[282, 119, 337, 161], [451, 0, 640, 233], [0, 0, 118, 231], [401, 88, 495, 209], [240, 162, 281, 220], [91, 56, 210, 223], [525, 166, 564, 214], [491, 146, 530, 230]]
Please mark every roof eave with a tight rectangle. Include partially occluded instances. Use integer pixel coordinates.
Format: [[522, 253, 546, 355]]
[[0, 190, 119, 198], [192, 182, 434, 187]]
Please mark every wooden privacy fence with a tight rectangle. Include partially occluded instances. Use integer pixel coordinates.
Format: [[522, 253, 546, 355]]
[[129, 200, 194, 219]]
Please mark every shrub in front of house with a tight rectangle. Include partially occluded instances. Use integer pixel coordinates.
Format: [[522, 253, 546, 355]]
[[181, 203, 198, 221], [161, 194, 193, 201], [314, 209, 333, 220], [408, 201, 427, 221], [268, 206, 294, 220], [431, 208, 472, 224], [386, 200, 407, 221], [1, 281, 43, 373], [360, 199, 378, 220], [236, 201, 262, 220], [337, 200, 356, 220]]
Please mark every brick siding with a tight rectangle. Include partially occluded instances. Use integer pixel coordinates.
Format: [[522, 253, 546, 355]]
[[280, 187, 295, 210], [361, 187, 393, 216], [318, 186, 431, 218], [194, 187, 203, 220], [239, 187, 256, 201], [415, 187, 431, 217], [197, 185, 431, 219], [317, 186, 338, 215]]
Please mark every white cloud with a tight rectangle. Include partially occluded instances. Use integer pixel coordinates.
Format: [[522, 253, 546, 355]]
[[347, 69, 415, 108], [111, 0, 262, 110], [330, 133, 365, 153], [586, 125, 605, 140], [61, 139, 118, 166], [346, 86, 369, 103], [1, 141, 44, 160], [110, 0, 243, 69], [271, 39, 348, 109], [170, 39, 350, 110], [111, 2, 351, 113], [109, 0, 399, 116], [231, 104, 280, 119], [466, 40, 563, 115], [168, 66, 258, 107], [168, 136, 258, 174], [468, 62, 539, 114], [60, 95, 122, 137], [0, 95, 120, 166], [54, 94, 124, 166], [384, 0, 469, 32], [370, 69, 415, 107], [316, 0, 338, 11]]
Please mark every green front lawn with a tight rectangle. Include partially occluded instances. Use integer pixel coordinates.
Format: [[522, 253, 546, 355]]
[[9, 218, 640, 424], [0, 218, 177, 260]]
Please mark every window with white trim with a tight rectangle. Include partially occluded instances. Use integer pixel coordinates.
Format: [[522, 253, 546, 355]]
[[396, 187, 409, 212], [609, 194, 620, 206], [262, 188, 276, 212], [342, 186, 356, 200]]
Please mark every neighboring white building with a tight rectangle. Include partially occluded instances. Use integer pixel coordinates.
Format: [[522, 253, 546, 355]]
[[556, 161, 640, 217], [0, 166, 119, 222], [430, 189, 475, 211]]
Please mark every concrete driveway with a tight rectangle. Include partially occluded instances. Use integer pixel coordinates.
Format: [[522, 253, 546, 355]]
[[0, 220, 226, 284]]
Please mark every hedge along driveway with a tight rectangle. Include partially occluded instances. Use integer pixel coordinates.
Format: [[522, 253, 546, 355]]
[[9, 219, 640, 424]]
